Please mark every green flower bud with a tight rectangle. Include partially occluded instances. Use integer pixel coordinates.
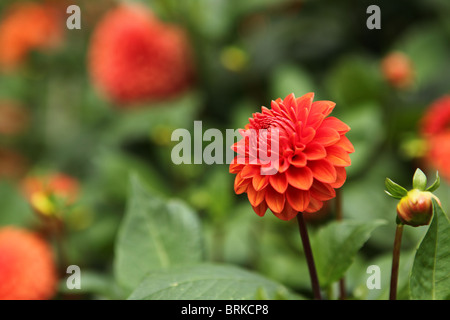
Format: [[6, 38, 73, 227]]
[[396, 189, 440, 227]]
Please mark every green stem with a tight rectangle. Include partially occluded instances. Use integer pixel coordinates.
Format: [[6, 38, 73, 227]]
[[389, 224, 404, 300], [296, 213, 322, 300], [335, 189, 346, 299]]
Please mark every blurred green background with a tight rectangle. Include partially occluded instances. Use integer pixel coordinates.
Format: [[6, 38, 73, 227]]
[[0, 0, 449, 299]]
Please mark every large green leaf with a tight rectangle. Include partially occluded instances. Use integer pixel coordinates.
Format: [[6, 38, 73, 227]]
[[409, 199, 450, 300], [114, 176, 203, 291], [128, 263, 303, 300], [312, 220, 386, 288]]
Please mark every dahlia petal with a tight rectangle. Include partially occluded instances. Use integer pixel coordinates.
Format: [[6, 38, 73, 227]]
[[295, 92, 314, 114], [326, 145, 351, 167], [303, 142, 327, 160], [305, 197, 324, 213], [269, 172, 288, 194], [300, 126, 316, 145], [252, 174, 269, 191], [273, 204, 298, 221], [311, 101, 336, 117], [229, 158, 244, 173], [240, 165, 259, 179], [271, 100, 282, 113], [308, 159, 337, 183], [289, 151, 307, 167], [335, 135, 355, 153], [234, 173, 250, 194], [265, 186, 285, 214], [283, 93, 297, 110], [310, 180, 336, 201], [247, 184, 265, 207], [314, 127, 340, 147], [286, 166, 313, 190], [252, 202, 268, 217], [330, 167, 347, 188], [286, 186, 311, 212], [322, 117, 351, 134], [306, 112, 326, 130]]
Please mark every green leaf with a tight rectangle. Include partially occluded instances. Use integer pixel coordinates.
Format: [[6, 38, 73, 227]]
[[409, 199, 450, 300], [385, 178, 408, 199], [128, 263, 303, 300], [426, 171, 440, 192], [412, 168, 427, 191], [312, 220, 386, 288], [114, 176, 203, 292]]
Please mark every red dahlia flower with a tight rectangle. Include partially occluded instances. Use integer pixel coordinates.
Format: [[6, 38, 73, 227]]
[[88, 4, 194, 105], [229, 93, 354, 221], [420, 96, 450, 181], [0, 227, 57, 300]]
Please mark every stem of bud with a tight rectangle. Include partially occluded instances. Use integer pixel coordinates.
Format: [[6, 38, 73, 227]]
[[389, 223, 404, 300]]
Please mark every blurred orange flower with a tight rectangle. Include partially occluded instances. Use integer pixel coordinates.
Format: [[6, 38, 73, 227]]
[[22, 173, 80, 216], [381, 52, 414, 89], [0, 148, 28, 180], [0, 101, 29, 136], [0, 1, 63, 70], [420, 96, 450, 182], [229, 93, 354, 221], [0, 227, 57, 300], [88, 4, 194, 106]]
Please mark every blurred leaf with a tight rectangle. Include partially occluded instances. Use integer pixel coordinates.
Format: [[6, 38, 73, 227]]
[[114, 176, 203, 292], [270, 64, 315, 99], [0, 181, 35, 227], [312, 219, 386, 288], [128, 263, 303, 300], [101, 92, 201, 147], [326, 55, 386, 108], [410, 200, 450, 300]]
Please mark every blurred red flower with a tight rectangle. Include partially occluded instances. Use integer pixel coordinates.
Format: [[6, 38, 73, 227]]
[[230, 93, 354, 221], [0, 227, 57, 300], [88, 4, 194, 106], [0, 1, 63, 70], [381, 52, 414, 89], [420, 96, 450, 181]]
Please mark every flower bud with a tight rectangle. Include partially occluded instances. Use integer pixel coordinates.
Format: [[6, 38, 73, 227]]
[[396, 189, 439, 227]]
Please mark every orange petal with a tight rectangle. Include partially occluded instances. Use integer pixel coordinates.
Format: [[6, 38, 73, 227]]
[[286, 186, 311, 212], [273, 204, 298, 221], [289, 152, 307, 167], [310, 180, 336, 201], [265, 186, 285, 214], [322, 117, 351, 134], [311, 101, 335, 117], [234, 173, 250, 194], [308, 159, 337, 183], [326, 145, 351, 167], [314, 127, 340, 147], [252, 174, 269, 191], [240, 165, 259, 179], [269, 172, 288, 194], [295, 92, 314, 114], [286, 166, 313, 190], [229, 157, 244, 173], [335, 135, 355, 153], [252, 202, 268, 217], [305, 197, 324, 213], [247, 184, 266, 206], [303, 142, 327, 160], [330, 167, 347, 188]]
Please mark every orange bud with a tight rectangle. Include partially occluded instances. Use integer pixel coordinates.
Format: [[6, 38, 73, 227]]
[[396, 189, 439, 227]]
